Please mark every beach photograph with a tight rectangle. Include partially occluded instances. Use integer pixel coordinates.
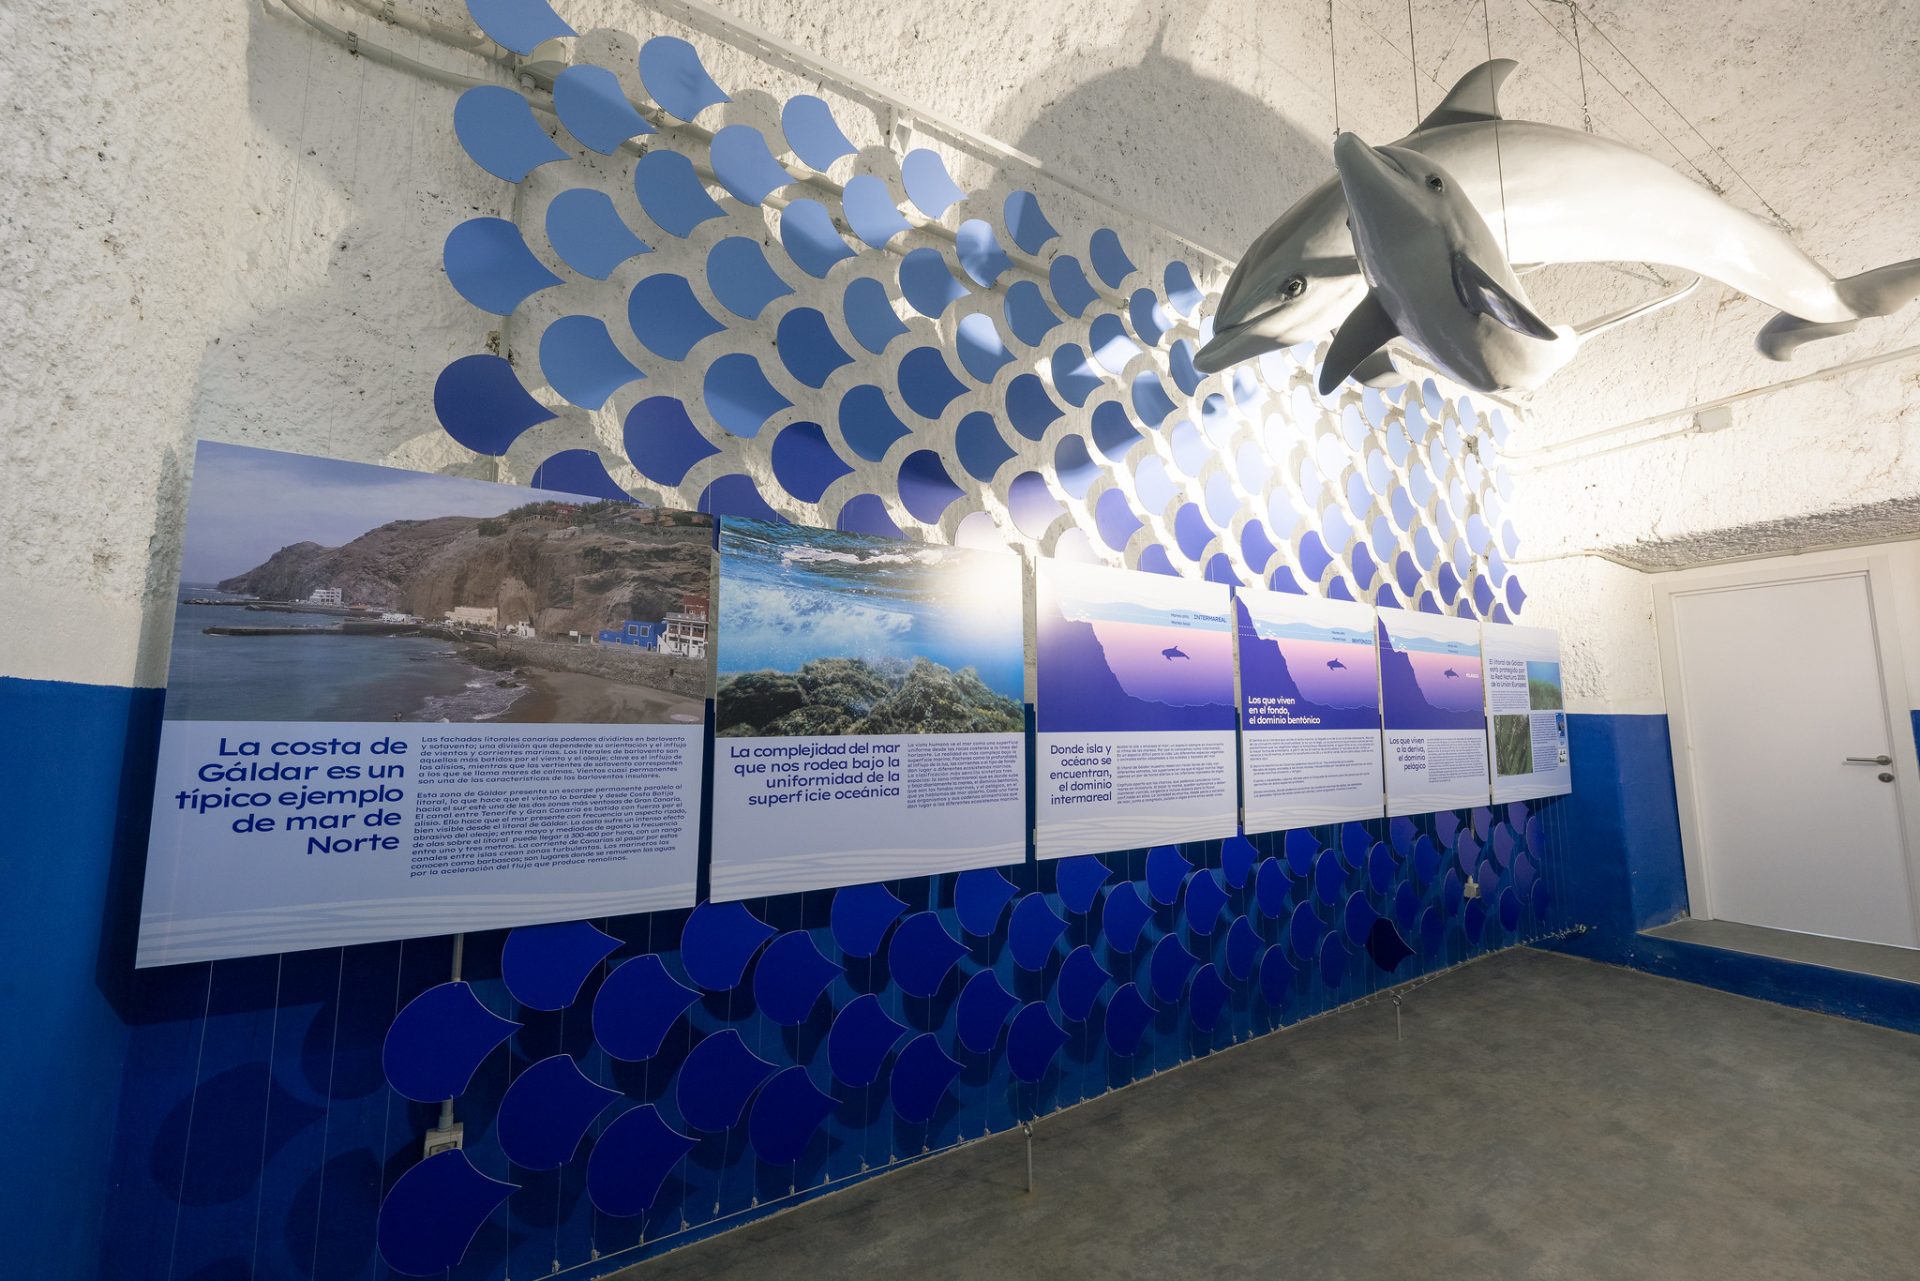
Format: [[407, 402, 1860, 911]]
[[713, 518, 1024, 736], [165, 442, 713, 725]]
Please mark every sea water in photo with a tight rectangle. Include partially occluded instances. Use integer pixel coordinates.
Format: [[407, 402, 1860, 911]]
[[165, 596, 525, 722], [717, 520, 1024, 695]]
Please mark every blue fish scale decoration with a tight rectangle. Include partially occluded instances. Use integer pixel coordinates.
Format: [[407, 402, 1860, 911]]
[[349, 8, 1562, 1278], [430, 11, 1527, 622], [362, 800, 1564, 1277]]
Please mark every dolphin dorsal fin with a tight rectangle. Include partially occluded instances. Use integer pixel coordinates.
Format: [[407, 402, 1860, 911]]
[[1417, 58, 1518, 131], [1317, 291, 1400, 395], [1451, 253, 1557, 341]]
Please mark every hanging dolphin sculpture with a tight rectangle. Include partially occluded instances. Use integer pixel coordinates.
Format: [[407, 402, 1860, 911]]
[[1196, 59, 1920, 377], [1322, 135, 1696, 395]]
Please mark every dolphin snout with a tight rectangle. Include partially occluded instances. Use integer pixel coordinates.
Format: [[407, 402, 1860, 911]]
[[1332, 133, 1401, 189], [1332, 131, 1370, 165]]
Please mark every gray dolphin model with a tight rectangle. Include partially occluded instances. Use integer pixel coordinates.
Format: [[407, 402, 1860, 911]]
[[1195, 59, 1920, 376], [1322, 135, 1695, 394]]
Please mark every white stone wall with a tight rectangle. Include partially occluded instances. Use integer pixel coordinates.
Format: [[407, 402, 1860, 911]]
[[2, 0, 497, 687]]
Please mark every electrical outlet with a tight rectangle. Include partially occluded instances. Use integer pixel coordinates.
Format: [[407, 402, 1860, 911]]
[[423, 1121, 464, 1159]]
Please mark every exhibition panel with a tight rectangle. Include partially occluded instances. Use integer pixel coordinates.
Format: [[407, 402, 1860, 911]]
[[136, 444, 710, 967], [1378, 609, 1492, 817], [1483, 623, 1573, 804], [709, 518, 1028, 897], [1236, 588, 1386, 830], [1033, 558, 1239, 859]]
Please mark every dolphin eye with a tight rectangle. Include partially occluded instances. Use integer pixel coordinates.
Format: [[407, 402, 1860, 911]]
[[1282, 275, 1307, 299], [1426, 175, 1445, 191]]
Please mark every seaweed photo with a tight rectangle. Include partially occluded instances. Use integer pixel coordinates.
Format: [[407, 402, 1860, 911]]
[[1494, 714, 1535, 776]]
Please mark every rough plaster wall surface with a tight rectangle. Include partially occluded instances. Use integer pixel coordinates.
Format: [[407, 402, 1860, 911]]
[[699, 0, 1423, 258], [1512, 358, 1920, 562], [1, 0, 502, 688], [1501, 555, 1662, 715], [1470, 0, 1920, 563]]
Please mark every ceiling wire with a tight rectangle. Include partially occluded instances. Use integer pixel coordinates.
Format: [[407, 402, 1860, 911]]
[[1558, 0, 1793, 229], [1510, 0, 1791, 230], [1509, 0, 1727, 190], [1481, 0, 1513, 261], [1327, 0, 1343, 138], [1562, 0, 1593, 133], [1406, 0, 1421, 121]]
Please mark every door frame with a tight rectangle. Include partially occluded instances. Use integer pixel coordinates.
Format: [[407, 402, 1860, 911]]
[[1651, 550, 1920, 935]]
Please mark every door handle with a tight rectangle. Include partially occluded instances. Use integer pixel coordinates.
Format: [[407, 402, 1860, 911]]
[[1845, 755, 1893, 766]]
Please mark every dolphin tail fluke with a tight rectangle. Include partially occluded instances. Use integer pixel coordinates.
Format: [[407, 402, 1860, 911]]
[[1758, 258, 1920, 360], [1755, 314, 1861, 360], [1836, 257, 1920, 317]]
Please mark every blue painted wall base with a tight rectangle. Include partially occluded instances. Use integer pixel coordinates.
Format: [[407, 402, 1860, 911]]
[[0, 676, 165, 1279], [12, 682, 1918, 1280], [1536, 710, 1920, 1037]]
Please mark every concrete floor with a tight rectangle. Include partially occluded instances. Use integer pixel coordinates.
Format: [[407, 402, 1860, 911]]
[[622, 949, 1920, 1281]]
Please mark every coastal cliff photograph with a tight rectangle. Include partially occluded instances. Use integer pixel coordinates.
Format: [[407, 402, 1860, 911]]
[[713, 518, 1024, 737], [165, 443, 713, 725]]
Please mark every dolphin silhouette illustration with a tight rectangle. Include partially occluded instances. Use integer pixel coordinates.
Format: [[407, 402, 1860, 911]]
[[1195, 59, 1920, 376], [1162, 646, 1189, 661], [1443, 668, 1460, 679], [1326, 659, 1347, 670]]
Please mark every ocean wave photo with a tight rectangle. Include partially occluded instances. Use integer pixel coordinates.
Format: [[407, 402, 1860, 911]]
[[715, 518, 1024, 736]]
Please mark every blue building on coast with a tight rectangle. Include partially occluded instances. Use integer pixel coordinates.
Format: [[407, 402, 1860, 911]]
[[598, 619, 662, 648]]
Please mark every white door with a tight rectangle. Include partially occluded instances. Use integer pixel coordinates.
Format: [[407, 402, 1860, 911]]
[[1662, 566, 1920, 948]]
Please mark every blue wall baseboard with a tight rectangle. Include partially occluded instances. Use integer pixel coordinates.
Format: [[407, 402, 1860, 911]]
[[1590, 933, 1920, 1035], [1538, 709, 1920, 1036], [0, 676, 166, 1279]]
